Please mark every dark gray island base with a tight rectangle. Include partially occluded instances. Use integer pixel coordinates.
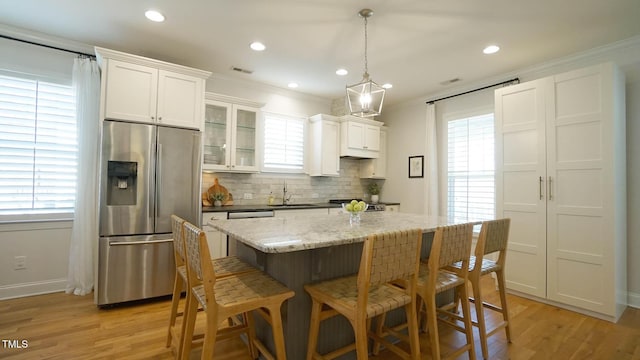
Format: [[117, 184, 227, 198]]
[[210, 213, 467, 359]]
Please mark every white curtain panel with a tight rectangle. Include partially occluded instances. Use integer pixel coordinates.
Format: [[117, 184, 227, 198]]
[[66, 57, 101, 296], [425, 103, 439, 216]]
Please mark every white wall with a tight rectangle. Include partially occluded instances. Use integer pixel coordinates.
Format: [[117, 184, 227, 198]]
[[379, 36, 640, 308]]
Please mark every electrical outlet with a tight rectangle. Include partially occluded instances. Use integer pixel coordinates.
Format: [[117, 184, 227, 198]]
[[14, 256, 27, 270], [243, 193, 253, 200]]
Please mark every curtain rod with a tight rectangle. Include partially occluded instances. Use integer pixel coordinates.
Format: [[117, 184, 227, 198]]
[[425, 78, 520, 104], [0, 34, 96, 58]]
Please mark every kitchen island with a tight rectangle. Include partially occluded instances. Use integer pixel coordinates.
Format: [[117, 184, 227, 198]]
[[208, 212, 468, 359]]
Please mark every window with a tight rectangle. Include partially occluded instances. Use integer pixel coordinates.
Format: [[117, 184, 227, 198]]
[[446, 112, 494, 223], [0, 73, 77, 216], [262, 112, 305, 172]]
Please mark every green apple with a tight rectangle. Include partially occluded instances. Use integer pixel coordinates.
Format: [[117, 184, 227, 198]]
[[358, 201, 366, 209], [350, 199, 358, 206], [345, 203, 353, 212]]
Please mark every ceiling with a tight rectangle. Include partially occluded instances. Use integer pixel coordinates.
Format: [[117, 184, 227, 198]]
[[1, 0, 640, 106]]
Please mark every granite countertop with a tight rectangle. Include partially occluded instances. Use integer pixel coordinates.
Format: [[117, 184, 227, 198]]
[[208, 212, 458, 253], [202, 201, 400, 213]]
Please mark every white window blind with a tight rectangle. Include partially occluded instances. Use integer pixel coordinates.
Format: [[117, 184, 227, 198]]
[[263, 113, 305, 171], [447, 113, 494, 223], [0, 73, 77, 216]]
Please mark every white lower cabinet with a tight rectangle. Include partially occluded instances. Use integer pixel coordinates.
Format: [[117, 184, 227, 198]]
[[495, 62, 626, 321], [201, 212, 228, 259]]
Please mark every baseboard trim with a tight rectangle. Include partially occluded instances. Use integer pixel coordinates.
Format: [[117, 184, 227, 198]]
[[0, 278, 66, 300], [629, 291, 640, 309], [506, 289, 619, 322]]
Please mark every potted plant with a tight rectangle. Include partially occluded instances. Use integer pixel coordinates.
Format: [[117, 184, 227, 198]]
[[368, 182, 380, 204], [210, 192, 225, 207]]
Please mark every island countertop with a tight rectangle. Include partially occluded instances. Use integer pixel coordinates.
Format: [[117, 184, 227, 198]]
[[208, 212, 463, 253]]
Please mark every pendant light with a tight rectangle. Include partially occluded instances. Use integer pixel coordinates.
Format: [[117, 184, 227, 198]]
[[346, 8, 385, 117]]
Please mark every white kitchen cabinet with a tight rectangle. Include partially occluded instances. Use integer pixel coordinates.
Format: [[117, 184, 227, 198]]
[[495, 62, 626, 322], [359, 126, 387, 178], [202, 212, 228, 259], [202, 93, 264, 172], [308, 114, 340, 177], [339, 115, 382, 158], [95, 47, 210, 130]]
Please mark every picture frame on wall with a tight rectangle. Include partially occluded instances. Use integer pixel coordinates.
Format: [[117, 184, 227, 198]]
[[408, 155, 424, 178]]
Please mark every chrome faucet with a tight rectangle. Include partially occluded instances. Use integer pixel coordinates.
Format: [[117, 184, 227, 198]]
[[282, 180, 292, 205]]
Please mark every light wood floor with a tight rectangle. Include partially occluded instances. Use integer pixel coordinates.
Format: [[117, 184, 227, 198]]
[[1, 277, 639, 359]]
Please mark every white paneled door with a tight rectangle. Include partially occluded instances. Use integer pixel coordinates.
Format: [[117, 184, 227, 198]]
[[495, 63, 626, 321]]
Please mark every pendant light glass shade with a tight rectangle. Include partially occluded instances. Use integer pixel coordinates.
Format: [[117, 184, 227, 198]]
[[346, 9, 385, 117]]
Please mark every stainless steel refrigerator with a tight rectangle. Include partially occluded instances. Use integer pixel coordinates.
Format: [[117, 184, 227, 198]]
[[97, 120, 201, 306]]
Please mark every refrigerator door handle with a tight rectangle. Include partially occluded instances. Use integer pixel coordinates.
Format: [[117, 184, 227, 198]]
[[108, 239, 173, 246], [157, 143, 163, 213]]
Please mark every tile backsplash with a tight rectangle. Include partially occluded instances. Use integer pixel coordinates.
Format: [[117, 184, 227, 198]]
[[202, 158, 383, 206]]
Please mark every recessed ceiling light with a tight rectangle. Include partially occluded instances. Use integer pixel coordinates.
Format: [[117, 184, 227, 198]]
[[250, 42, 266, 51], [145, 10, 165, 22], [336, 68, 348, 76], [483, 45, 500, 54], [382, 83, 393, 89], [287, 82, 299, 89]]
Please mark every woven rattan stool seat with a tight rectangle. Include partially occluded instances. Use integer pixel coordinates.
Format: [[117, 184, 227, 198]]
[[417, 264, 466, 293], [305, 275, 412, 319], [192, 271, 293, 311]]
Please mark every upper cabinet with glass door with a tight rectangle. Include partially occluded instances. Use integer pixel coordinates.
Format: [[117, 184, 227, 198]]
[[202, 93, 264, 172]]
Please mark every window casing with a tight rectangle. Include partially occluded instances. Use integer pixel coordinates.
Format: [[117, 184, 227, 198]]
[[446, 112, 495, 224], [0, 72, 77, 218], [262, 112, 305, 172]]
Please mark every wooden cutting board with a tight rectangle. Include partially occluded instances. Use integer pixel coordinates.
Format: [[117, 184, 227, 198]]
[[206, 178, 230, 204]]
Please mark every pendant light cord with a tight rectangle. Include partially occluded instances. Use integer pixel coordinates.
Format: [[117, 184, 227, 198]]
[[363, 16, 368, 76]]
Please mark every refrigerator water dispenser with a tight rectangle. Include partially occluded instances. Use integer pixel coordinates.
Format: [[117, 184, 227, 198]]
[[107, 161, 137, 205]]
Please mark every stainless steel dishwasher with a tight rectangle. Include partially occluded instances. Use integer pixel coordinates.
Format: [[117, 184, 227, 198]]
[[226, 210, 275, 255]]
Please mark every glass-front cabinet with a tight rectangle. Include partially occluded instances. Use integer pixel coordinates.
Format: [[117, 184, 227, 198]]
[[202, 94, 263, 172]]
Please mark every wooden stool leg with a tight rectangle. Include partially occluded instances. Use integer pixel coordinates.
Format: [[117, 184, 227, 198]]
[[180, 293, 199, 360], [351, 317, 369, 360], [496, 269, 512, 342], [425, 295, 441, 360], [245, 311, 259, 359], [306, 299, 322, 360], [471, 276, 488, 359], [200, 311, 219, 360], [372, 313, 386, 355], [268, 305, 287, 360], [167, 274, 183, 347], [458, 283, 476, 360], [405, 301, 421, 360]]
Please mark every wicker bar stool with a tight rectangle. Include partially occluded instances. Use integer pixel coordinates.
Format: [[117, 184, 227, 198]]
[[166, 215, 258, 359], [448, 218, 511, 359], [418, 223, 476, 360], [305, 229, 423, 360], [180, 221, 294, 360]]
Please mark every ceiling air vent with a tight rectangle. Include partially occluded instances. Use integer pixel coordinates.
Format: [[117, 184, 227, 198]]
[[231, 66, 253, 75], [440, 78, 461, 85]]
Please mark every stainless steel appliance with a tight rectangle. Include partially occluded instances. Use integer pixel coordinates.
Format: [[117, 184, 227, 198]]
[[328, 199, 386, 211], [97, 120, 201, 306]]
